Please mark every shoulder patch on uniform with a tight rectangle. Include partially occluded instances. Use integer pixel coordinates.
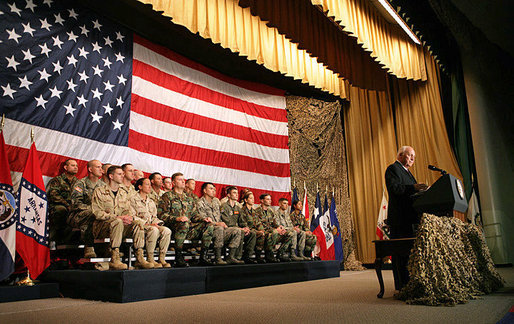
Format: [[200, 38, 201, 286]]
[[74, 186, 83, 193]]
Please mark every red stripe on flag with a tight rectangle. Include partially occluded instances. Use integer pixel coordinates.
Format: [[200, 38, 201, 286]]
[[130, 94, 288, 149], [128, 130, 291, 178], [133, 61, 287, 123], [134, 34, 285, 97]]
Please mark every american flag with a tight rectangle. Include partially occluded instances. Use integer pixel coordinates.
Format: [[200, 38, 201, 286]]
[[0, 0, 291, 204]]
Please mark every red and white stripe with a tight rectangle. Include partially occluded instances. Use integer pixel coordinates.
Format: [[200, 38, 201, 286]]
[[4, 34, 291, 205]]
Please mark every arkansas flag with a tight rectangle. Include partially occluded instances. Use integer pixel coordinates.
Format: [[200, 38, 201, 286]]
[[0, 131, 17, 281], [376, 190, 389, 240], [16, 142, 50, 279]]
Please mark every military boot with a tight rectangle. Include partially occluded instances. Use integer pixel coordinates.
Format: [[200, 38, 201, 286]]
[[214, 248, 227, 265], [290, 248, 303, 261], [276, 249, 291, 262], [84, 246, 97, 258], [109, 248, 128, 270], [301, 250, 312, 261], [146, 249, 162, 268], [198, 248, 214, 266], [158, 250, 171, 268], [265, 250, 279, 263], [242, 250, 258, 264], [254, 250, 266, 264], [226, 248, 244, 264], [134, 248, 154, 269], [174, 247, 189, 267]]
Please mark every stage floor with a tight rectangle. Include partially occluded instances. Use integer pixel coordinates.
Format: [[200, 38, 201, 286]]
[[40, 260, 341, 303]]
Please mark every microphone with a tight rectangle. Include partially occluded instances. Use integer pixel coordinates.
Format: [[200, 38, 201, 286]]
[[428, 165, 447, 175]]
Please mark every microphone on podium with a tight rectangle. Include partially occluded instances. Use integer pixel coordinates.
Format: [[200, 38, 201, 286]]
[[428, 164, 447, 175]]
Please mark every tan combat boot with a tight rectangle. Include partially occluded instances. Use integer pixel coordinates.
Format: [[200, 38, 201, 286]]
[[134, 248, 154, 269], [158, 250, 171, 268], [109, 248, 128, 270], [84, 246, 97, 258], [146, 249, 162, 268]]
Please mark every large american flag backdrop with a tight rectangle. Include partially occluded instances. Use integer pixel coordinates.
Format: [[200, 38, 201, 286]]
[[0, 0, 291, 204]]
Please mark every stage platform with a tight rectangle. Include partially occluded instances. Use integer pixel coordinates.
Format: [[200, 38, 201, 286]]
[[40, 260, 340, 303], [0, 283, 60, 303]]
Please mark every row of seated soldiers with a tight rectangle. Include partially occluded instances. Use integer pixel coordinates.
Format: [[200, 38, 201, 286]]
[[46, 159, 317, 270]]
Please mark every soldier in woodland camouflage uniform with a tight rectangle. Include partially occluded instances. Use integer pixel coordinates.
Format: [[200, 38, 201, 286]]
[[255, 194, 293, 262], [220, 186, 257, 264], [275, 198, 306, 261], [69, 160, 103, 258], [131, 178, 171, 268], [157, 172, 214, 267], [291, 200, 317, 260], [185, 179, 199, 202], [46, 159, 78, 243], [148, 172, 165, 206], [240, 191, 266, 263], [197, 182, 243, 265], [91, 166, 153, 270]]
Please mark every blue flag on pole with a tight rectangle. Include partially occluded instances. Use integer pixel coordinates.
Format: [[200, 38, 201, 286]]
[[330, 195, 344, 262], [291, 186, 298, 213]]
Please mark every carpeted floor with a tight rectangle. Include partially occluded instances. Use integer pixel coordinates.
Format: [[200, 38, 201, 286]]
[[1, 268, 513, 324]]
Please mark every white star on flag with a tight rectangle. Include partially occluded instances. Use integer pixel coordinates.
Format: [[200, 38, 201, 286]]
[[22, 22, 36, 36], [7, 29, 21, 43], [112, 119, 123, 130], [116, 96, 124, 107], [22, 49, 36, 64], [40, 18, 52, 31], [103, 103, 113, 115], [63, 103, 76, 116], [35, 95, 48, 108], [77, 94, 88, 107], [91, 111, 102, 124], [2, 84, 16, 99], [18, 76, 33, 90]]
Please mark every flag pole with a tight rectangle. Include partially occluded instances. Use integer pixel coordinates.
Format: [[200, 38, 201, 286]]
[[16, 270, 35, 286], [30, 127, 34, 143], [1, 114, 4, 131]]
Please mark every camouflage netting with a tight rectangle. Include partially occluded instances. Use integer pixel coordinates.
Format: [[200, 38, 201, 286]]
[[286, 95, 364, 270], [398, 214, 505, 306]]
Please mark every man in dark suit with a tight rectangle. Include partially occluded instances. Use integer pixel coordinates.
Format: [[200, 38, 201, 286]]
[[385, 146, 428, 289]]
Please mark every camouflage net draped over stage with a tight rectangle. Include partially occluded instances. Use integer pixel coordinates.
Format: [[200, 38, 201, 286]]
[[398, 214, 505, 306], [286, 96, 363, 270]]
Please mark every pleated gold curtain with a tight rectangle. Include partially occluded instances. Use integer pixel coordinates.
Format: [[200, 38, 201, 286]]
[[312, 0, 427, 81], [345, 50, 462, 263], [138, 0, 348, 98]]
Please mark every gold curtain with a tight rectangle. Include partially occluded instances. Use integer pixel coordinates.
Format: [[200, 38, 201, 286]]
[[312, 0, 427, 81], [345, 50, 462, 263], [138, 0, 348, 98], [344, 86, 397, 264]]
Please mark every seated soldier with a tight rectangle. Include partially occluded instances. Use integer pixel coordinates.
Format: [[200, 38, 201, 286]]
[[121, 163, 137, 198], [98, 163, 111, 187], [221, 186, 257, 264], [291, 200, 317, 260], [47, 159, 79, 244], [131, 178, 172, 268], [91, 166, 153, 270], [148, 172, 165, 206], [157, 172, 214, 267], [255, 194, 293, 262], [185, 179, 199, 202], [69, 159, 103, 258], [275, 198, 304, 261], [240, 191, 266, 263], [197, 183, 243, 265], [162, 177, 173, 192], [133, 169, 145, 181]]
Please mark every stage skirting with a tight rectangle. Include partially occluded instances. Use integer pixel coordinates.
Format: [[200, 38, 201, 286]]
[[41, 261, 341, 303]]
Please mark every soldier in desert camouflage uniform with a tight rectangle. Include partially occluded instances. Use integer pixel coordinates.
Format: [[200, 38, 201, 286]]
[[46, 159, 78, 243], [221, 187, 257, 264], [255, 194, 293, 262], [69, 159, 103, 258], [91, 166, 152, 270], [197, 182, 243, 265], [291, 200, 317, 260], [131, 178, 171, 268], [157, 172, 214, 267], [121, 163, 137, 199], [148, 172, 165, 206]]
